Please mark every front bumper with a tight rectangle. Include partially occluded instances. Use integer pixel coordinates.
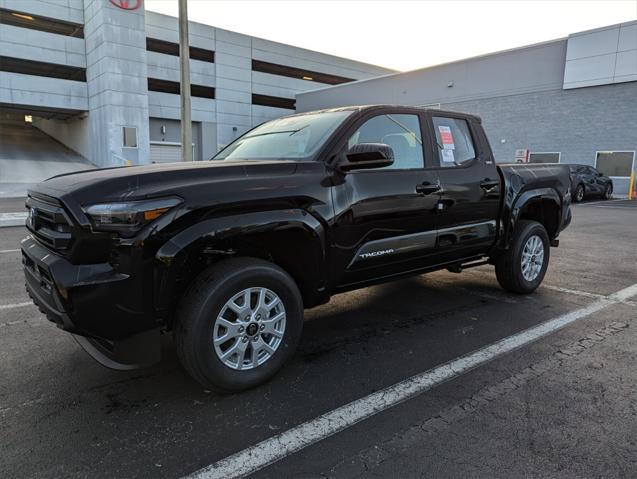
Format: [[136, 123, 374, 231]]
[[21, 235, 160, 369]]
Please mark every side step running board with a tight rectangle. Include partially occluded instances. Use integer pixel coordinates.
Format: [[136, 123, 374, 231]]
[[447, 259, 490, 274]]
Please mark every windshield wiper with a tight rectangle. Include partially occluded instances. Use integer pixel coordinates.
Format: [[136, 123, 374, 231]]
[[288, 125, 309, 136], [245, 127, 306, 140]]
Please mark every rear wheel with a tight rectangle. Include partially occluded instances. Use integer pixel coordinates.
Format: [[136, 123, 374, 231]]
[[175, 257, 303, 392], [573, 184, 585, 202], [495, 220, 550, 294]]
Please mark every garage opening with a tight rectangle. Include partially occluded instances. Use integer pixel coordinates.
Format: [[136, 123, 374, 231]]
[[529, 152, 560, 163], [595, 151, 636, 197], [0, 109, 93, 197], [149, 142, 195, 163]]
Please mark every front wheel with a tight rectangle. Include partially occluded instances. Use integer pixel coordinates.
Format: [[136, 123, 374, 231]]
[[603, 183, 613, 200], [495, 220, 550, 294], [175, 257, 304, 392]]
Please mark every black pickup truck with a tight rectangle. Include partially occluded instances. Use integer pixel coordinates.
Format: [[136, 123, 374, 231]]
[[22, 105, 571, 391]]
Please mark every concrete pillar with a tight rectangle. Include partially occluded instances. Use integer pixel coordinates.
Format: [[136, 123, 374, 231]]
[[83, 0, 150, 167]]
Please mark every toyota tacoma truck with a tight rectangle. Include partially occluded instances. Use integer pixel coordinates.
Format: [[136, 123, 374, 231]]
[[22, 105, 572, 391]]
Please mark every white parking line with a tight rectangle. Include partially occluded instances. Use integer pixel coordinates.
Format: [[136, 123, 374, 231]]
[[542, 285, 637, 306], [0, 212, 27, 228], [0, 249, 20, 254], [576, 199, 627, 206], [542, 285, 606, 300], [0, 302, 32, 311], [185, 282, 637, 479], [587, 205, 635, 209]]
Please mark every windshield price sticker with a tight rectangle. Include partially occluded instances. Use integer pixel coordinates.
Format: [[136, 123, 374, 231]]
[[438, 126, 455, 150]]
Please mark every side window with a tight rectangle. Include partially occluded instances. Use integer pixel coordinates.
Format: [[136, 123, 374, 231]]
[[432, 116, 476, 167], [348, 114, 424, 169]]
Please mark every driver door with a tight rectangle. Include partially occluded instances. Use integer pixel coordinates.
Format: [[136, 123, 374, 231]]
[[330, 111, 441, 289]]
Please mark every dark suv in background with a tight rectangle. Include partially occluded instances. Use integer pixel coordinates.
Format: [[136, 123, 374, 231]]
[[569, 164, 613, 202]]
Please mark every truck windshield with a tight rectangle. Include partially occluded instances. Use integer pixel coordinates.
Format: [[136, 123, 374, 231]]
[[213, 111, 352, 161]]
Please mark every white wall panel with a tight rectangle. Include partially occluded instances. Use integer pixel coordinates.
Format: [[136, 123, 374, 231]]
[[0, 0, 83, 24], [215, 40, 251, 59], [251, 71, 324, 93], [0, 72, 88, 110], [215, 52, 251, 69], [251, 48, 380, 80], [0, 25, 85, 67], [215, 27, 251, 47], [216, 63, 251, 82], [215, 88, 251, 103], [615, 50, 637, 82], [565, 27, 619, 60], [251, 37, 390, 76], [564, 21, 637, 89]]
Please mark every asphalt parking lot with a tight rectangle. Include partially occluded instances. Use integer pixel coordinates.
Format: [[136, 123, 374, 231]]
[[1, 199, 636, 478]]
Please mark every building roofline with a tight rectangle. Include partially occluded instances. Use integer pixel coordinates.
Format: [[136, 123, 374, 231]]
[[144, 10, 396, 74], [568, 19, 636, 37], [297, 36, 570, 96]]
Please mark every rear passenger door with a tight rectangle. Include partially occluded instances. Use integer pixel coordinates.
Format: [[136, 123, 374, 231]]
[[426, 113, 501, 263]]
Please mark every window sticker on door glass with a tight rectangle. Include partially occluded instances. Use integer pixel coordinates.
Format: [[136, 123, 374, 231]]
[[441, 149, 455, 163], [438, 125, 455, 150]]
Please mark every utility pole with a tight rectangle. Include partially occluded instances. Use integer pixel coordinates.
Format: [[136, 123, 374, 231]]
[[178, 0, 193, 161]]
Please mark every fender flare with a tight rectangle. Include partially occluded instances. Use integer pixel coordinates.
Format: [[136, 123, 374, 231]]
[[500, 187, 562, 249], [154, 209, 328, 310]]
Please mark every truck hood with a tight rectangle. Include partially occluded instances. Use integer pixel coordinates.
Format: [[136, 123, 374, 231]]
[[31, 159, 301, 206]]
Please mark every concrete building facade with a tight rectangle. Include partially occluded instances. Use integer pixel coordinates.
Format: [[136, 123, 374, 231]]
[[0, 0, 392, 168], [296, 21, 637, 196]]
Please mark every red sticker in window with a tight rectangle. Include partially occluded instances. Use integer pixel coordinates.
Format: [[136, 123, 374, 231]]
[[439, 126, 454, 148]]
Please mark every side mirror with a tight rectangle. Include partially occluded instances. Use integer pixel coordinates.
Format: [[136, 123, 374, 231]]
[[339, 143, 394, 172]]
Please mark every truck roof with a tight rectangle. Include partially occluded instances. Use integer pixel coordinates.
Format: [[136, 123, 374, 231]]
[[293, 104, 482, 123]]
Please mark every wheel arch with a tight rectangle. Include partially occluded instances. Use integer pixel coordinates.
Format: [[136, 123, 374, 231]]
[[154, 209, 329, 322], [501, 188, 562, 249]]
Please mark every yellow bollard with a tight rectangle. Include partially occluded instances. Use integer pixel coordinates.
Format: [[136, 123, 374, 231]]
[[629, 171, 636, 200]]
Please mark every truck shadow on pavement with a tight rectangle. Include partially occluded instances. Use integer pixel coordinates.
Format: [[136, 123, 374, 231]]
[[86, 270, 519, 404]]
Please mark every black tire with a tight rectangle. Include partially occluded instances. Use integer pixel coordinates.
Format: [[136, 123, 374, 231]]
[[573, 184, 585, 202], [603, 183, 613, 200], [495, 220, 550, 294], [175, 257, 303, 392]]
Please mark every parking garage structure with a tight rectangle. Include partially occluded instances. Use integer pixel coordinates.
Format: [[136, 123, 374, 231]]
[[0, 0, 392, 170]]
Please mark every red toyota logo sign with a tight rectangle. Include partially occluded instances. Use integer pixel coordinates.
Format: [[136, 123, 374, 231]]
[[109, 0, 142, 10]]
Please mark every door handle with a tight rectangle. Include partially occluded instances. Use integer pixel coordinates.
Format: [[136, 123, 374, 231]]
[[415, 181, 441, 195], [480, 179, 500, 190]]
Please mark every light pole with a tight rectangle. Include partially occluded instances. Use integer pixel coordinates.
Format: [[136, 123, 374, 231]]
[[178, 0, 193, 161]]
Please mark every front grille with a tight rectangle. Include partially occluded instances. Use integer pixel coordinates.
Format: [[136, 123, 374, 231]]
[[26, 195, 74, 252]]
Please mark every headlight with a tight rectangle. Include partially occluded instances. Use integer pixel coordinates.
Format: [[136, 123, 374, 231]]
[[83, 197, 182, 235]]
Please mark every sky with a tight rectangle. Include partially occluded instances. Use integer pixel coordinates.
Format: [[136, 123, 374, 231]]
[[145, 0, 637, 72]]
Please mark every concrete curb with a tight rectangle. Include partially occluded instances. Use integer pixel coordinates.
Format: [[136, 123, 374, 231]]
[[0, 213, 27, 228]]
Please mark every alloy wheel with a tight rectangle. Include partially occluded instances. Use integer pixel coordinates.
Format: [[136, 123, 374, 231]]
[[212, 287, 286, 370], [521, 235, 544, 282]]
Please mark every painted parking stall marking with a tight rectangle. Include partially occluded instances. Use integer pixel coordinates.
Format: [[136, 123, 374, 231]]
[[185, 282, 637, 479], [0, 302, 33, 311]]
